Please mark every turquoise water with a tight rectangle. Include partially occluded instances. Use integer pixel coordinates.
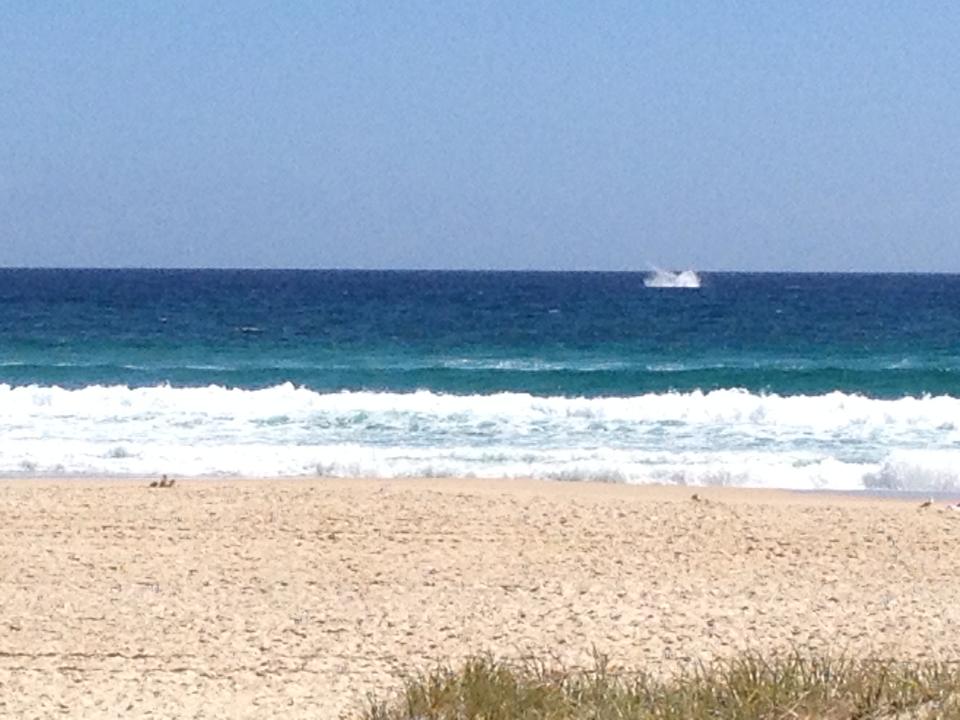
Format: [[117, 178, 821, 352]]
[[1, 269, 959, 488], [3, 269, 960, 395]]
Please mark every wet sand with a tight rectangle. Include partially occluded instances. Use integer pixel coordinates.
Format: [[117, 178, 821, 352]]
[[2, 477, 960, 718]]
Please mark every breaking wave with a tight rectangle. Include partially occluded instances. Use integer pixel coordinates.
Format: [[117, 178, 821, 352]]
[[1, 383, 959, 491]]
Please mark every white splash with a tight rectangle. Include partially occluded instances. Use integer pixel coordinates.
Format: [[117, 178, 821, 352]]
[[644, 268, 701, 289]]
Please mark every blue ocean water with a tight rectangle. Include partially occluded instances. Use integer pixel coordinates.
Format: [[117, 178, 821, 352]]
[[1, 268, 959, 489]]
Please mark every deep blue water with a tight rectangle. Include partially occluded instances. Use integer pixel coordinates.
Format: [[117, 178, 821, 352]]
[[2, 269, 960, 397]]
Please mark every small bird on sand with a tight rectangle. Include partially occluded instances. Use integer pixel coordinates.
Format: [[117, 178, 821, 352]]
[[691, 493, 702, 502], [918, 498, 933, 509], [155, 474, 175, 488], [148, 480, 158, 488]]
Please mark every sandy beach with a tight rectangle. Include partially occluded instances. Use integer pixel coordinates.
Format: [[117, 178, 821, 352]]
[[2, 477, 960, 719]]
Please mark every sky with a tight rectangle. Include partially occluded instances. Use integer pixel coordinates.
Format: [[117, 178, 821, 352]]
[[1, 1, 959, 272]]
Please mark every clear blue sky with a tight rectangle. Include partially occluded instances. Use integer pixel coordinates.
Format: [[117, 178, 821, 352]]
[[2, 2, 958, 271]]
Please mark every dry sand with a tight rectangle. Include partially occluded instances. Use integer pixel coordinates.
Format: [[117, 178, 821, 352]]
[[2, 477, 960, 718]]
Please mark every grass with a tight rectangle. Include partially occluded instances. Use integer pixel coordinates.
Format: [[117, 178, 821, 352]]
[[363, 653, 960, 719]]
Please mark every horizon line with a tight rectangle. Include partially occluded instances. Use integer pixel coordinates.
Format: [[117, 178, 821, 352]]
[[1, 265, 959, 276]]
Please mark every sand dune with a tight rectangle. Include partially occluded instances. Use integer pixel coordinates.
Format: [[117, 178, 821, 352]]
[[2, 477, 960, 718]]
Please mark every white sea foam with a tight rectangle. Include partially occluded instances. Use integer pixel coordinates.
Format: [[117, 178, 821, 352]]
[[1, 383, 959, 491], [434, 357, 634, 372]]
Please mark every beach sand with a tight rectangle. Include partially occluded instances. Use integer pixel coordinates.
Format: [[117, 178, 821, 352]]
[[2, 477, 960, 718]]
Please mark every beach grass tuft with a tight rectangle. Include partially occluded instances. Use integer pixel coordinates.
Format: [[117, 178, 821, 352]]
[[363, 653, 960, 719]]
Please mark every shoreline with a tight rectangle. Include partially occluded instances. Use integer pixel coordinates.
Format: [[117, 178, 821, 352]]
[[2, 472, 958, 503], [4, 476, 960, 718]]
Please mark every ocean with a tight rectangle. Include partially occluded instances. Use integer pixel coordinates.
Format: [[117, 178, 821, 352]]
[[2, 268, 959, 491]]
